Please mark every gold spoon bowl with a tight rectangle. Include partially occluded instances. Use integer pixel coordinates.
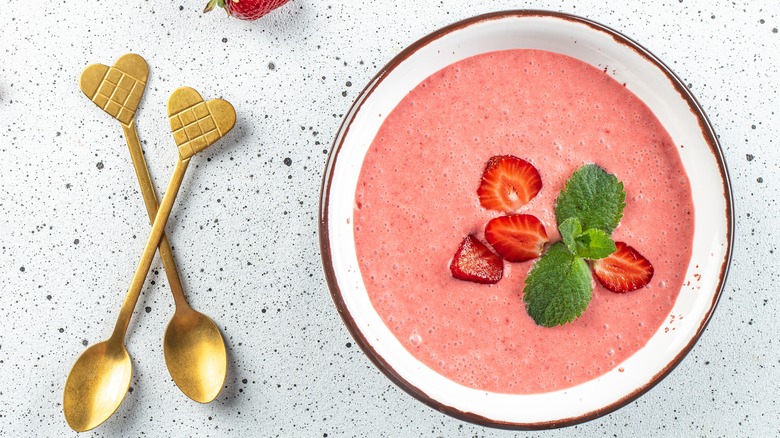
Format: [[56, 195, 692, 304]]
[[63, 339, 131, 432], [164, 308, 227, 403]]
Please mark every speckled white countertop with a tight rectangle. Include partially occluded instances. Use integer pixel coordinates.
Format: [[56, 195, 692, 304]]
[[0, 1, 777, 436]]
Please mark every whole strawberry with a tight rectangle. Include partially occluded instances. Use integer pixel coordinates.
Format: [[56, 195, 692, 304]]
[[204, 0, 289, 20]]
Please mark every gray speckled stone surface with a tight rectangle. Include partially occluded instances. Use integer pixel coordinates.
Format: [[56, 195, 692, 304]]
[[0, 0, 777, 436]]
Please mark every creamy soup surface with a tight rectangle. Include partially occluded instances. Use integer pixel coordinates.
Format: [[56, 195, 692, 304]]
[[353, 49, 694, 394]]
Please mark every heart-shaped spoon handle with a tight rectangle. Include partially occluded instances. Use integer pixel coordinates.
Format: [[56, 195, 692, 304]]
[[80, 54, 148, 125], [168, 86, 236, 160]]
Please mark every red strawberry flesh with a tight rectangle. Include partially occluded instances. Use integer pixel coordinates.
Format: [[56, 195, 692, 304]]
[[484, 214, 548, 262], [592, 241, 654, 293], [477, 155, 542, 212], [450, 235, 503, 284], [204, 0, 289, 20]]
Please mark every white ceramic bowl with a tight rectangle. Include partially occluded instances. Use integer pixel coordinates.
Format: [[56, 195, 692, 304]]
[[320, 11, 732, 429]]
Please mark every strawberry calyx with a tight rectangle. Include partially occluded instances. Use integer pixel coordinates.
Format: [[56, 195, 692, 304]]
[[204, 0, 230, 14]]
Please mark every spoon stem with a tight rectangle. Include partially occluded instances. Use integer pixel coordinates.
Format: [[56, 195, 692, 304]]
[[111, 157, 190, 342], [121, 122, 188, 310]]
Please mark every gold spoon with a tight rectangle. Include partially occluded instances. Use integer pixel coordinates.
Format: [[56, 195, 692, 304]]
[[78, 54, 228, 404], [63, 87, 236, 432]]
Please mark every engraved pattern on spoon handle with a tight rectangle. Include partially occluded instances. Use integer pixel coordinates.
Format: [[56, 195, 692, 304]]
[[121, 122, 188, 309], [111, 157, 190, 342]]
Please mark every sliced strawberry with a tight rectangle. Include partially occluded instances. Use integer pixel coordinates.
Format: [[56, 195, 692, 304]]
[[484, 214, 548, 262], [477, 155, 542, 212], [450, 234, 504, 284], [592, 241, 654, 293]]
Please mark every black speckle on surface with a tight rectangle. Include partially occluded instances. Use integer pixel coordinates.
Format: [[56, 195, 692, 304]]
[[222, 37, 228, 43], [773, 27, 778, 33], [73, 239, 79, 244], [179, 5, 184, 10], [96, 161, 104, 170], [346, 81, 352, 87], [242, 378, 248, 384], [283, 157, 292, 166], [746, 154, 754, 161], [46, 295, 52, 300], [82, 339, 88, 346], [19, 266, 25, 272], [268, 62, 276, 70], [58, 328, 64, 333], [757, 177, 763, 183], [345, 342, 352, 348], [145, 306, 152, 313]]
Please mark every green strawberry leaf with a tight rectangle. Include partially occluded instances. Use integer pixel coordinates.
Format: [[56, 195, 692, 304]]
[[575, 228, 616, 259], [523, 242, 592, 327], [554, 164, 626, 234], [559, 217, 582, 255]]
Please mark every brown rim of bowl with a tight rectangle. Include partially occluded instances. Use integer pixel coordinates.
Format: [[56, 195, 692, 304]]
[[318, 9, 734, 430]]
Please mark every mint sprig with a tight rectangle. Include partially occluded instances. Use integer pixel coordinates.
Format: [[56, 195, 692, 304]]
[[523, 164, 625, 327], [523, 243, 592, 327], [555, 164, 626, 234], [575, 228, 616, 260], [559, 217, 582, 254], [559, 216, 617, 260]]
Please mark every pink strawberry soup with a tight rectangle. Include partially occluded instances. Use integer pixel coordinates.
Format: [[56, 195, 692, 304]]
[[353, 49, 694, 394]]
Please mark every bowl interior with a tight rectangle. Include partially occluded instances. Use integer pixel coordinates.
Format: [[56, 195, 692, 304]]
[[321, 11, 731, 427]]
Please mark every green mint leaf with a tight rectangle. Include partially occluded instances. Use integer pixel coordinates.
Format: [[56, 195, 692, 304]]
[[559, 217, 582, 255], [554, 164, 626, 234], [523, 242, 593, 327], [575, 228, 616, 259]]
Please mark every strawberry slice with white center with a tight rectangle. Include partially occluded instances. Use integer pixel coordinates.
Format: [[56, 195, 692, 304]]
[[477, 155, 542, 212], [450, 234, 504, 284], [592, 241, 654, 293], [484, 214, 548, 262]]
